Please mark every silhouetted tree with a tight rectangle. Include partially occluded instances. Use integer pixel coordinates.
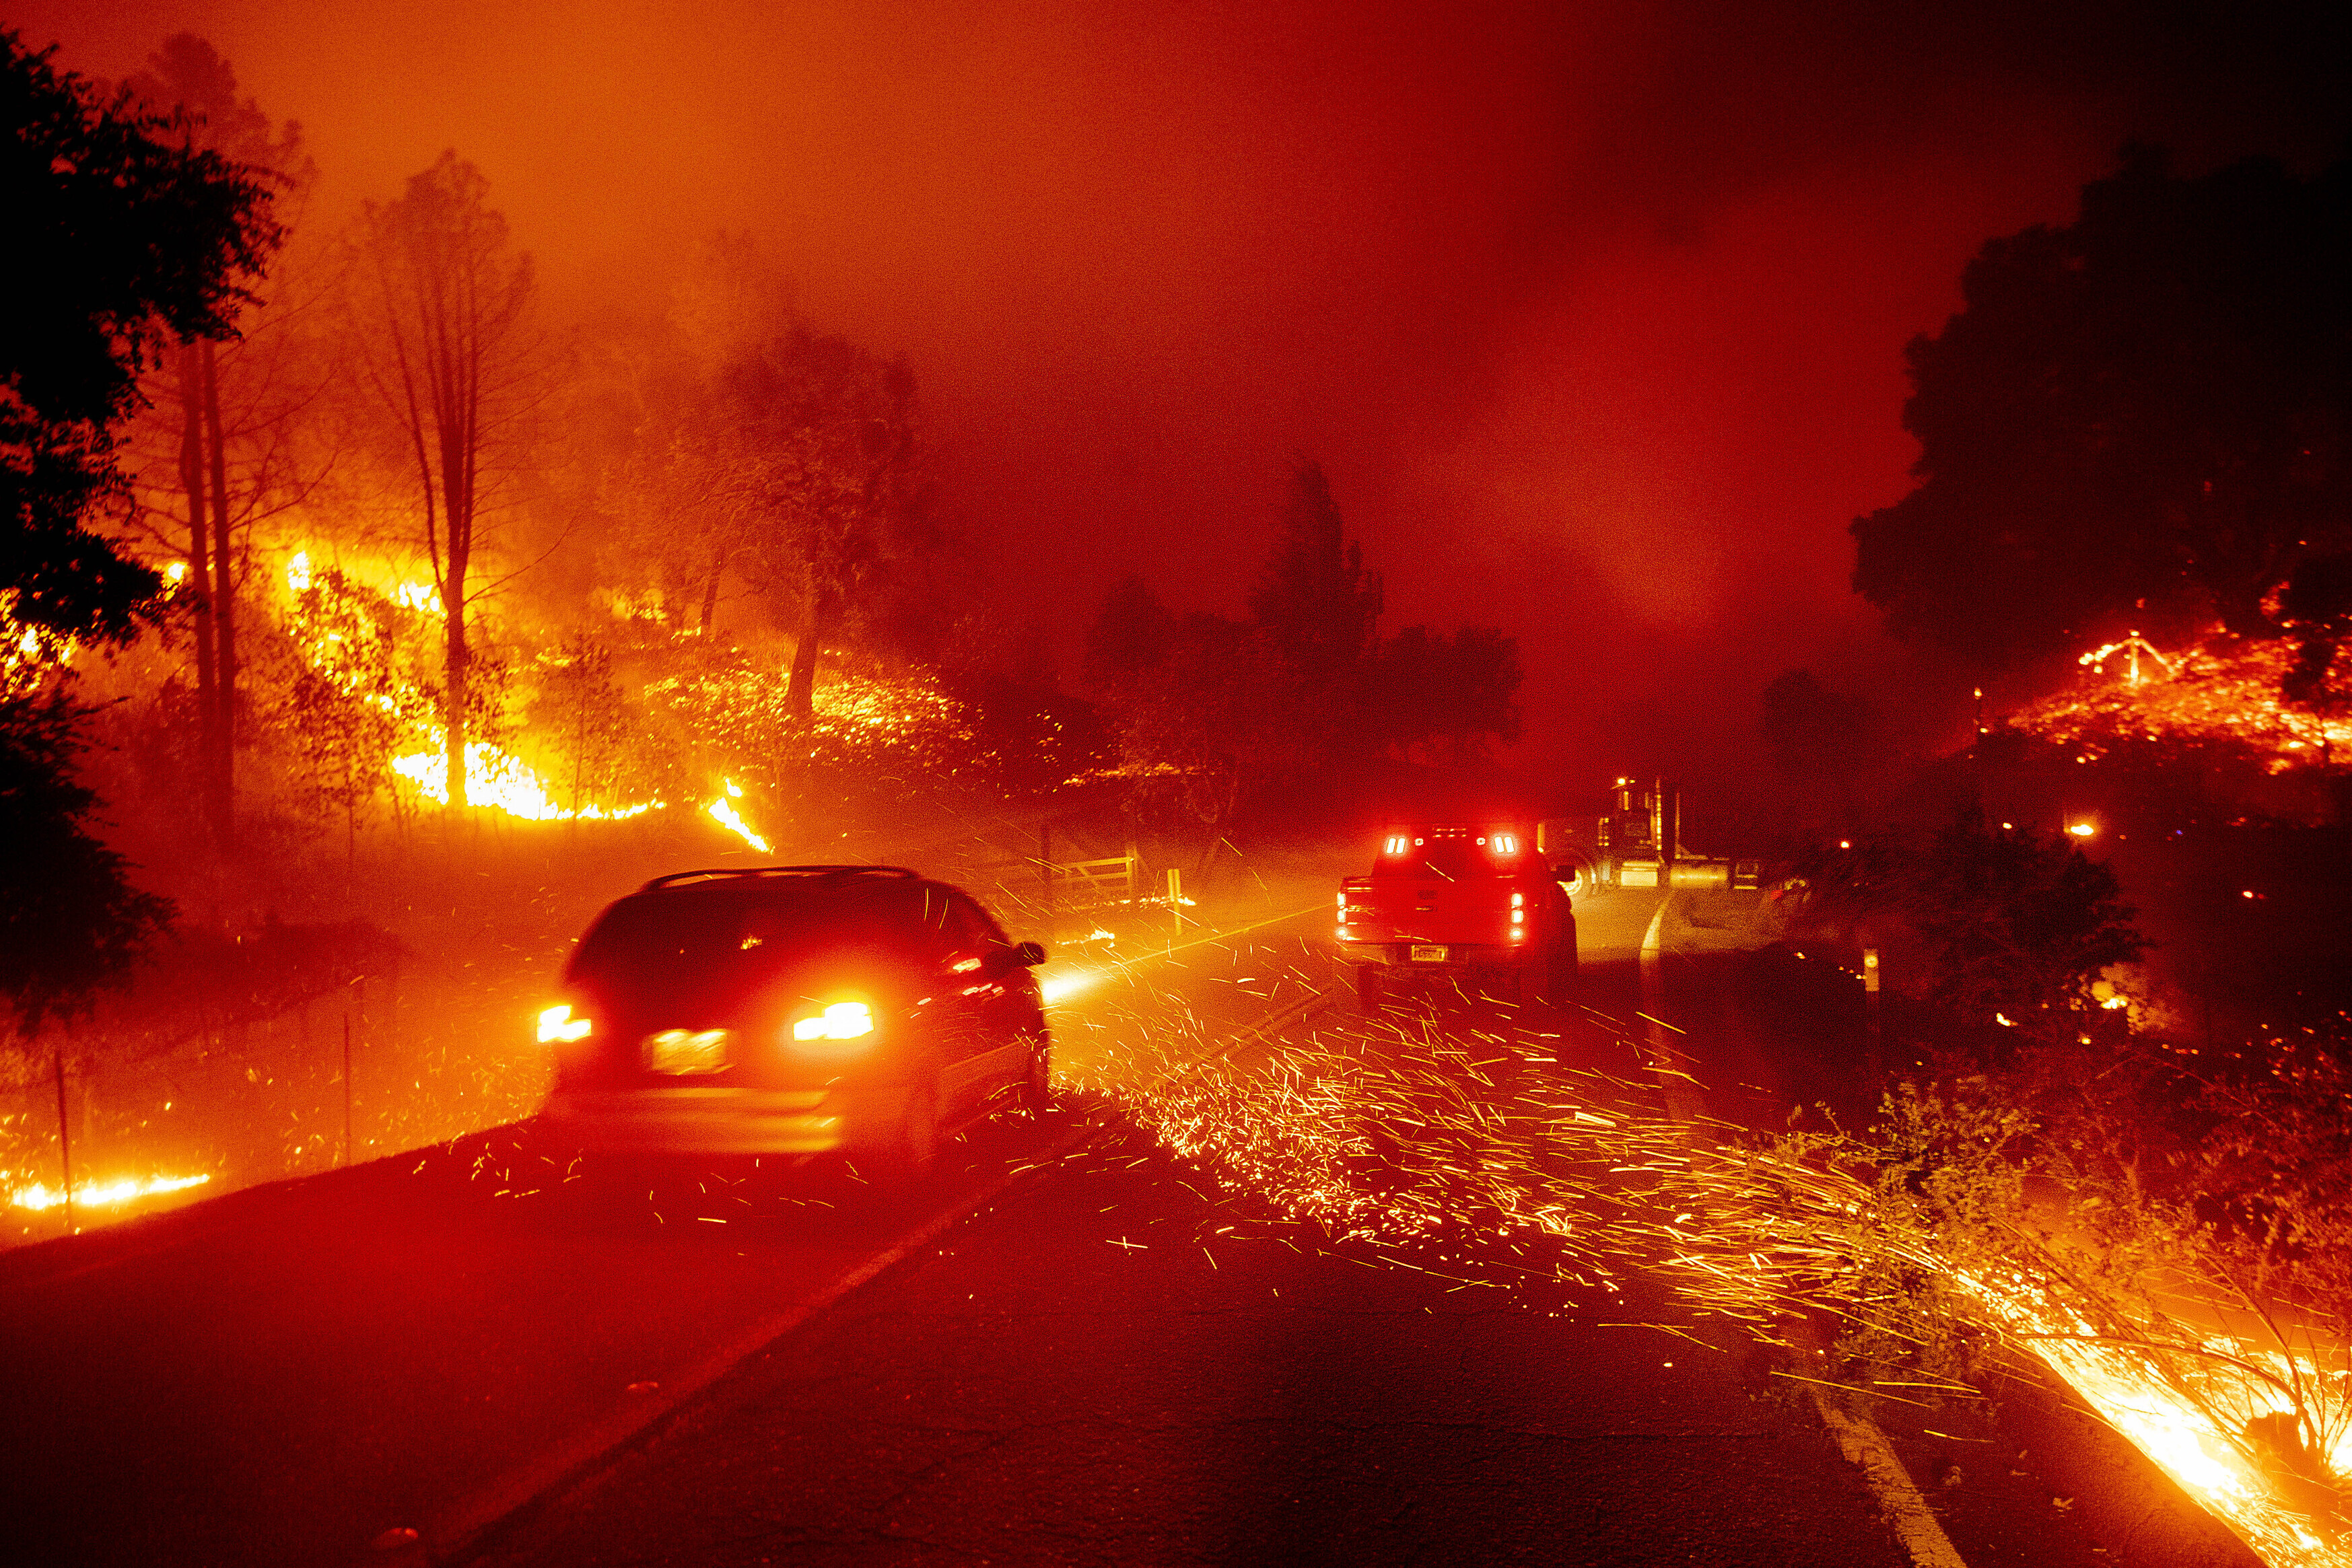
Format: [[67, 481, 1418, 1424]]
[[0, 692, 174, 1037], [1, 28, 278, 646], [1, 30, 275, 1032], [1366, 625, 1522, 762], [938, 611, 1109, 796], [1800, 806, 2143, 1036], [1247, 459, 1381, 719], [1852, 148, 2352, 669], [348, 151, 536, 810], [710, 324, 929, 717], [1082, 575, 1176, 690], [1110, 613, 1314, 838]]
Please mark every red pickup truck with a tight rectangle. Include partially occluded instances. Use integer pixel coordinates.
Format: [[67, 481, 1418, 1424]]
[[1334, 824, 1577, 1009]]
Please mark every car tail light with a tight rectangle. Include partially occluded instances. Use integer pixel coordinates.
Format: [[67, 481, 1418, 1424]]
[[538, 1003, 592, 1044], [788, 1001, 876, 1055]]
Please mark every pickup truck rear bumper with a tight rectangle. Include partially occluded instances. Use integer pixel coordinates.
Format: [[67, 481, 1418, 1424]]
[[1337, 941, 1533, 970]]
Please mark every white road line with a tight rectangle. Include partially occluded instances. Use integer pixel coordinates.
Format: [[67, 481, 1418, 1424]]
[[1809, 1388, 1971, 1568], [1634, 890, 1964, 1567], [432, 976, 1331, 1563], [427, 1128, 1090, 1560]]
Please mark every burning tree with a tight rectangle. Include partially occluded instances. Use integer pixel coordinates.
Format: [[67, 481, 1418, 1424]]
[[347, 151, 537, 811], [265, 565, 418, 853], [520, 635, 639, 822]]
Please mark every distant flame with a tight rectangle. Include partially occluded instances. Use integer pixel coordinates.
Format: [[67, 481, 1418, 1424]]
[[391, 743, 659, 822], [2019, 629, 2351, 771], [705, 780, 771, 853], [10, 1172, 212, 1213]]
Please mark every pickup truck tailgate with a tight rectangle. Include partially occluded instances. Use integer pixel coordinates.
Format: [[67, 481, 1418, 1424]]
[[1343, 872, 1512, 946]]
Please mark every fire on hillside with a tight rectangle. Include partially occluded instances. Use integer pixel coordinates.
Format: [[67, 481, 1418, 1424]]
[[2010, 629, 2352, 772]]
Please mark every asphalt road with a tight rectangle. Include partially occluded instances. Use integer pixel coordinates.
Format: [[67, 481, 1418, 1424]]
[[0, 886, 2246, 1568]]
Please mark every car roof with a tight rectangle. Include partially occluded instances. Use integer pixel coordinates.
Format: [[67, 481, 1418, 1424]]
[[635, 865, 923, 893]]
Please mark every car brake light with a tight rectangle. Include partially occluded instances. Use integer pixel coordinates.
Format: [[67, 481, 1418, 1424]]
[[538, 1004, 592, 1044], [791, 1001, 874, 1042]]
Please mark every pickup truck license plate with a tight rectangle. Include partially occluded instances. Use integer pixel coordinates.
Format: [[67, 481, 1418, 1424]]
[[1410, 945, 1447, 963]]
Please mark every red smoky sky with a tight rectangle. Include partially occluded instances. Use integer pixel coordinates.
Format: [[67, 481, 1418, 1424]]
[[15, 0, 2351, 781]]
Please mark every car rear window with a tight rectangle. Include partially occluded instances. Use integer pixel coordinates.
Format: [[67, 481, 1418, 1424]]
[[569, 882, 946, 991]]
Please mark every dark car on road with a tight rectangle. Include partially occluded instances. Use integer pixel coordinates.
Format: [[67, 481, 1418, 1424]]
[[537, 865, 1049, 1178]]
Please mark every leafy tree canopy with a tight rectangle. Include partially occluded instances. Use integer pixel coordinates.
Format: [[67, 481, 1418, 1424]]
[[1, 28, 281, 643], [1760, 668, 1892, 778], [1082, 575, 1175, 690], [1367, 624, 1523, 762], [1852, 147, 2352, 670], [0, 691, 172, 1036], [1801, 805, 2143, 1033]]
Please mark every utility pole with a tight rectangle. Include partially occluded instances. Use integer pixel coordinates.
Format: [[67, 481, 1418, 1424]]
[[53, 1047, 74, 1233], [1863, 948, 1883, 1083], [1039, 822, 1056, 938], [342, 1011, 355, 1168]]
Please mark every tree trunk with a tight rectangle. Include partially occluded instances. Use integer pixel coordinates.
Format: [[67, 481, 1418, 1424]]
[[784, 591, 833, 720], [201, 340, 237, 848], [178, 346, 224, 848], [444, 579, 469, 809], [700, 551, 724, 633]]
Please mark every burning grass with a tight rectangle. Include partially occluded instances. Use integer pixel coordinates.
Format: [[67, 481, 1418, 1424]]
[[2012, 628, 2352, 774]]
